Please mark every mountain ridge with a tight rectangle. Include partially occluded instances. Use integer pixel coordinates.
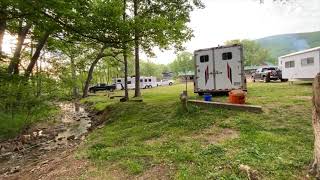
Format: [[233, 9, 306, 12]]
[[256, 31, 320, 61]]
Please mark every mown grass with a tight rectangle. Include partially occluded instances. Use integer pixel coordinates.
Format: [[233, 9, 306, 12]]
[[80, 82, 313, 179]]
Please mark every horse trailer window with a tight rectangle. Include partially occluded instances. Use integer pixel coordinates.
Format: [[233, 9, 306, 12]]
[[222, 52, 232, 60], [144, 79, 148, 82], [200, 55, 209, 63], [140, 79, 143, 82], [285, 61, 295, 68], [301, 57, 314, 67], [127, 81, 131, 84], [149, 79, 151, 82], [117, 80, 121, 82]]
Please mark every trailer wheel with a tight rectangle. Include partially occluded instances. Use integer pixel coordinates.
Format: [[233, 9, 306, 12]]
[[149, 85, 152, 88], [280, 79, 288, 82], [169, 82, 173, 86]]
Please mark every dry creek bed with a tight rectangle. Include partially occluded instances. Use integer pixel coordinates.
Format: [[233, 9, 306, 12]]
[[0, 102, 101, 179]]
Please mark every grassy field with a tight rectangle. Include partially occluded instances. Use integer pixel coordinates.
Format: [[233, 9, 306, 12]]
[[80, 82, 314, 179]]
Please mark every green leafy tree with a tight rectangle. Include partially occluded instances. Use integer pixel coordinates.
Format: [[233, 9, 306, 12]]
[[169, 52, 194, 76], [130, 0, 204, 97], [225, 39, 271, 66]]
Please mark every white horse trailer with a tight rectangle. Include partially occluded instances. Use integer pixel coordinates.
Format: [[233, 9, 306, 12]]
[[113, 76, 158, 90], [194, 44, 246, 95], [278, 46, 320, 81]]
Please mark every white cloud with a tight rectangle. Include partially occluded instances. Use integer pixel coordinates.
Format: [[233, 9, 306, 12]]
[[147, 0, 320, 64]]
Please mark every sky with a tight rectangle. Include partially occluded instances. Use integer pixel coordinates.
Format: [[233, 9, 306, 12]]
[[3, 0, 320, 64], [144, 0, 320, 64]]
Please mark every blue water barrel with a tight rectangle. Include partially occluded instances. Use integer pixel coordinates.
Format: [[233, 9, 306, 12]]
[[204, 94, 212, 101]]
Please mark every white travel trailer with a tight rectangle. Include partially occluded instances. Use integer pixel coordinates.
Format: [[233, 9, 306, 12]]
[[194, 44, 246, 95], [114, 76, 158, 90], [278, 46, 320, 81]]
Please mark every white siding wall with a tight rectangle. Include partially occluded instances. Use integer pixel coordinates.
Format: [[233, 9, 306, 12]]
[[279, 50, 320, 80]]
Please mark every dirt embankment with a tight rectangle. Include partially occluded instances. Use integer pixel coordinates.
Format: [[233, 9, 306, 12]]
[[0, 102, 106, 179]]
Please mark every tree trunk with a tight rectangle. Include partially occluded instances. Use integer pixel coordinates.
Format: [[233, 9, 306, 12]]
[[123, 0, 129, 101], [133, 0, 141, 97], [8, 23, 32, 74], [82, 45, 106, 98], [25, 31, 50, 78], [0, 18, 6, 57], [70, 56, 78, 98], [310, 73, 320, 178]]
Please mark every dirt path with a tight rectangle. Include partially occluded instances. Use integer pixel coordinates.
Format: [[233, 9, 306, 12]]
[[0, 102, 98, 179]]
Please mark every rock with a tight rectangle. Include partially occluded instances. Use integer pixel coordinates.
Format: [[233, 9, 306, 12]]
[[41, 160, 49, 165], [9, 166, 20, 174], [57, 137, 63, 141], [32, 132, 38, 137], [67, 135, 75, 140], [13, 143, 23, 152], [0, 145, 6, 153], [0, 152, 13, 160], [22, 135, 31, 143]]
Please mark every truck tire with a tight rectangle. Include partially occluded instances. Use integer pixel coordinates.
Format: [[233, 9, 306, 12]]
[[264, 75, 270, 83]]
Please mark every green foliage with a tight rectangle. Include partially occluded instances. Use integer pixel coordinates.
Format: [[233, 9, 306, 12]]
[[169, 52, 194, 76], [81, 82, 313, 179], [0, 70, 60, 139], [225, 39, 271, 66], [140, 60, 167, 79]]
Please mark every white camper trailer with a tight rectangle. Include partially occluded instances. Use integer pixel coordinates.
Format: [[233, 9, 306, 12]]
[[278, 46, 320, 81], [114, 76, 158, 90], [194, 44, 246, 95]]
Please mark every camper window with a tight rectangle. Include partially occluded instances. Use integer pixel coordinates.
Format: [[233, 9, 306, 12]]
[[117, 80, 121, 83], [285, 61, 295, 68], [301, 57, 314, 67], [222, 52, 232, 60], [200, 55, 209, 63], [128, 81, 131, 84]]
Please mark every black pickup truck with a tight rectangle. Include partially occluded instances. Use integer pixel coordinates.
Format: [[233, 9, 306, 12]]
[[251, 67, 288, 83], [89, 83, 116, 93]]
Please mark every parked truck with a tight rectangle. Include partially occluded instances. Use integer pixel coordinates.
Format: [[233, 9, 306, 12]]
[[194, 44, 247, 96]]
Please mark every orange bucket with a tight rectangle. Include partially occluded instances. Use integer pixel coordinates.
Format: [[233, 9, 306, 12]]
[[228, 90, 246, 104]]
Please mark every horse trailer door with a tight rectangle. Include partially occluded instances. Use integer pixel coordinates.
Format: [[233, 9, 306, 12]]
[[195, 50, 215, 91], [214, 46, 243, 90]]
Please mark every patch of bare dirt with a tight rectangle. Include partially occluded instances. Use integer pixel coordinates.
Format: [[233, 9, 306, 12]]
[[184, 126, 239, 145], [144, 137, 167, 146], [136, 164, 173, 180], [294, 96, 312, 101]]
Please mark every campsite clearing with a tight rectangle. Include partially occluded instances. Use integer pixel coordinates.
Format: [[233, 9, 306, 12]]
[[78, 82, 313, 179]]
